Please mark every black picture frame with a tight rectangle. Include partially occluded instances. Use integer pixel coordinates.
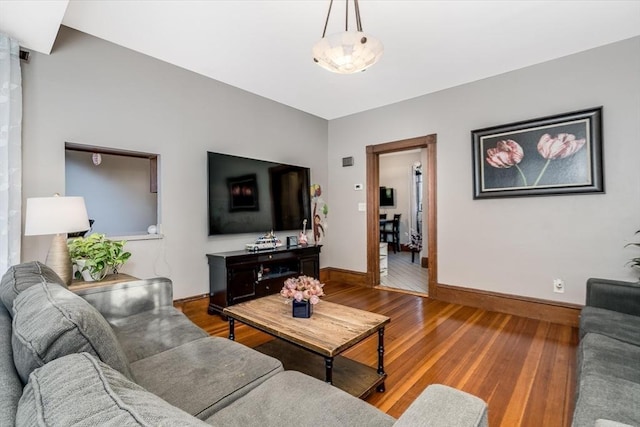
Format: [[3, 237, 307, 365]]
[[472, 107, 603, 199], [228, 174, 259, 211]]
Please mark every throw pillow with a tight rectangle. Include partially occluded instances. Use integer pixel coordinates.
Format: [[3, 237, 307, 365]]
[[0, 261, 65, 313], [11, 283, 132, 384], [17, 353, 209, 426]]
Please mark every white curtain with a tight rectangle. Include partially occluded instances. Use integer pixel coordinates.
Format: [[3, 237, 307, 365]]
[[0, 34, 22, 275]]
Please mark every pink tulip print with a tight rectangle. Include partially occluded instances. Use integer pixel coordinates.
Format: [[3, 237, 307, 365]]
[[533, 133, 586, 186], [486, 140, 528, 185], [537, 133, 586, 160], [475, 108, 601, 197], [486, 140, 524, 168], [485, 132, 587, 188]]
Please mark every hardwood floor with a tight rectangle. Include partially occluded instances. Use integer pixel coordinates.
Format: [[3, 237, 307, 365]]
[[380, 248, 428, 294], [178, 282, 579, 427]]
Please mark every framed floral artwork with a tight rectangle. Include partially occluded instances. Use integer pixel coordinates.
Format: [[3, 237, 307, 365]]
[[472, 107, 603, 199]]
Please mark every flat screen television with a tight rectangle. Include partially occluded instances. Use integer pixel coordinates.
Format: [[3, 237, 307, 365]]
[[380, 187, 395, 207], [208, 152, 311, 235]]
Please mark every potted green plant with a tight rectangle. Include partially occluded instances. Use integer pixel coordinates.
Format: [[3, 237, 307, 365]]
[[68, 233, 132, 281]]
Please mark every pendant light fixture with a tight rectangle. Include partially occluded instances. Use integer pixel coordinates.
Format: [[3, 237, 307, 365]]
[[312, 0, 384, 74]]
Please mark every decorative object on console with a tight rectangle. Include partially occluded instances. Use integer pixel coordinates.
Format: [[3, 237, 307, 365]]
[[298, 219, 309, 246], [310, 184, 327, 245], [68, 233, 131, 281], [472, 107, 603, 199], [245, 231, 283, 251], [312, 0, 384, 74], [24, 195, 91, 286], [280, 275, 325, 318], [286, 236, 298, 247]]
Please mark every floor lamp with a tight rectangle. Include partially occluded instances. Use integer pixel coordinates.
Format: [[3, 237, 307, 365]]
[[24, 195, 90, 286]]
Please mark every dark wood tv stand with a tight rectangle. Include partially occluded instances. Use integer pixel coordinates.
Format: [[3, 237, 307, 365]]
[[206, 245, 321, 316]]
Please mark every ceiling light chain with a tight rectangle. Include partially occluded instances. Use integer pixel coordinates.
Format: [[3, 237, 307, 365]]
[[353, 0, 362, 32], [312, 0, 384, 74], [321, 0, 334, 38]]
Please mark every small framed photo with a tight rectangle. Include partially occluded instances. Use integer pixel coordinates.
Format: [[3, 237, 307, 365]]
[[472, 107, 603, 199], [287, 236, 298, 247], [228, 174, 259, 211]]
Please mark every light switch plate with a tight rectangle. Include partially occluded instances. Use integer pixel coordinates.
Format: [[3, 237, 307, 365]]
[[358, 202, 366, 212]]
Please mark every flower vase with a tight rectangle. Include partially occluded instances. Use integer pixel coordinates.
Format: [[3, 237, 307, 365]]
[[292, 300, 312, 318]]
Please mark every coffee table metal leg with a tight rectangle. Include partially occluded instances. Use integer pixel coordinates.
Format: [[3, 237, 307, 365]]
[[228, 318, 235, 341], [324, 357, 333, 385], [377, 327, 386, 392]]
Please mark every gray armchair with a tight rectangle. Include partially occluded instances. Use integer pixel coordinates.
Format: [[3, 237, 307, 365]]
[[573, 278, 640, 426], [585, 278, 640, 316]]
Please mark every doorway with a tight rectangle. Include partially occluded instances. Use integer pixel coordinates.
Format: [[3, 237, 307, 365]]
[[378, 150, 427, 293], [365, 134, 437, 297]]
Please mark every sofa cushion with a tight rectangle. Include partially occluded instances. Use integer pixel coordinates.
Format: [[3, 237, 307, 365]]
[[595, 421, 636, 427], [11, 283, 132, 384], [130, 337, 283, 420], [572, 372, 640, 427], [16, 353, 209, 426], [110, 306, 209, 362], [0, 304, 22, 426], [0, 261, 64, 313], [573, 333, 640, 426], [577, 333, 640, 384], [206, 370, 396, 427], [394, 384, 488, 427], [580, 306, 640, 346]]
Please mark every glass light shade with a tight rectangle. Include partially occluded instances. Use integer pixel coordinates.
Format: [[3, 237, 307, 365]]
[[24, 196, 90, 236], [312, 31, 384, 74]]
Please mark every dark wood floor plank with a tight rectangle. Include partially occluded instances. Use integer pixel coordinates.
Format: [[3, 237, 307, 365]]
[[177, 281, 578, 426]]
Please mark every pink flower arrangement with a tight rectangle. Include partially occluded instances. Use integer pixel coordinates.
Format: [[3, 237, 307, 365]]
[[280, 275, 325, 305]]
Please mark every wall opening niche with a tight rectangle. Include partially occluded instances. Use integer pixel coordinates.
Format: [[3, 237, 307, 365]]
[[64, 142, 161, 240]]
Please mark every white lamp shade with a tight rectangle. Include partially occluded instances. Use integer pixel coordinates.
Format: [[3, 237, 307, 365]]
[[313, 31, 384, 74], [24, 196, 90, 236]]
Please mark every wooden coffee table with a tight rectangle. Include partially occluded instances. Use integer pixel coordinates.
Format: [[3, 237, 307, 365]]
[[223, 294, 390, 398]]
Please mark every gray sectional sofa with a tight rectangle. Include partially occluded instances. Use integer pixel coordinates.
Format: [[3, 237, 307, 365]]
[[1, 261, 488, 426], [574, 278, 640, 426]]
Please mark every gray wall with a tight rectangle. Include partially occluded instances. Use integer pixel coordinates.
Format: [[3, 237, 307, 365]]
[[327, 36, 640, 305], [65, 150, 158, 236], [21, 26, 328, 299]]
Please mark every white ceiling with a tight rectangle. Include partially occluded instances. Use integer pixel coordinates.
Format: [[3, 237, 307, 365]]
[[2, 0, 640, 120]]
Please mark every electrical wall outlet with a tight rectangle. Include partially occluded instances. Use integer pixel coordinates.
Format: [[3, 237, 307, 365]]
[[553, 278, 565, 293]]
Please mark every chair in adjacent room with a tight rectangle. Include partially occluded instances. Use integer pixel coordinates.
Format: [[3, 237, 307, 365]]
[[379, 213, 387, 241], [382, 214, 401, 253]]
